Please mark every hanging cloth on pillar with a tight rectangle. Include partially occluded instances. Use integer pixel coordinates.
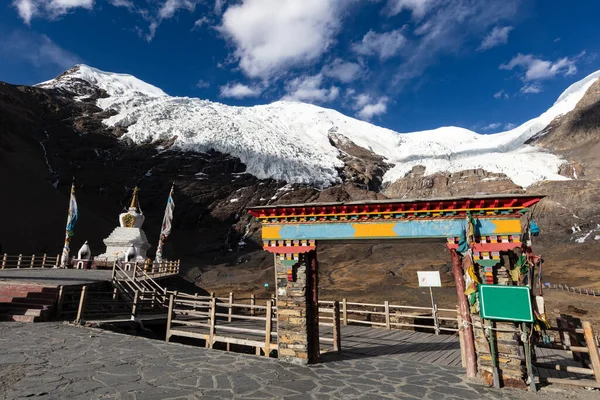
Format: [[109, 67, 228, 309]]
[[457, 229, 468, 253], [466, 211, 475, 245], [530, 219, 540, 236]]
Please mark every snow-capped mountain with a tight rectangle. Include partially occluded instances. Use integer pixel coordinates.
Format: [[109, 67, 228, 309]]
[[3, 63, 600, 293], [38, 65, 600, 189]]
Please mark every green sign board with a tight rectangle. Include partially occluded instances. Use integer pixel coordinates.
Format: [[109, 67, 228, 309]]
[[478, 284, 533, 322]]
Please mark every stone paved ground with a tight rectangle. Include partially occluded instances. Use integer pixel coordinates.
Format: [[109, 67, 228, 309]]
[[0, 322, 596, 400]]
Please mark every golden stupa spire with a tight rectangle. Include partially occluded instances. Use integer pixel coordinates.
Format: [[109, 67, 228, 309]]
[[129, 186, 140, 211]]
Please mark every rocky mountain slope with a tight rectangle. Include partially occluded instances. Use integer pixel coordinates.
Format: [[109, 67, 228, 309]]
[[1, 65, 600, 297]]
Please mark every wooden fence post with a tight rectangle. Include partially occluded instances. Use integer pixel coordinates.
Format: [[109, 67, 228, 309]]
[[131, 290, 140, 318], [1, 254, 6, 269], [583, 321, 600, 383], [457, 306, 466, 368], [264, 300, 272, 357], [17, 254, 22, 269], [29, 255, 35, 268], [250, 294, 256, 316], [384, 300, 391, 330], [166, 293, 174, 342], [342, 298, 347, 326], [55, 286, 65, 319], [55, 254, 60, 268], [333, 300, 341, 352], [41, 254, 47, 268], [228, 292, 234, 322], [208, 297, 217, 349], [111, 262, 116, 282], [76, 286, 88, 323]]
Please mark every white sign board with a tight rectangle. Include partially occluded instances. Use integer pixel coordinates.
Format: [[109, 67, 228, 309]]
[[417, 271, 441, 287]]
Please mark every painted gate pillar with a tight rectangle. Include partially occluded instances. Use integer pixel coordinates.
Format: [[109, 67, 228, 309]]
[[270, 240, 320, 364]]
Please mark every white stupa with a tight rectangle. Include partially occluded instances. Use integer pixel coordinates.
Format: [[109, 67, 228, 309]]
[[95, 187, 151, 263]]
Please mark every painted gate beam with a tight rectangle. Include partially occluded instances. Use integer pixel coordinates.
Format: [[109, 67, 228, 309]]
[[260, 218, 521, 241]]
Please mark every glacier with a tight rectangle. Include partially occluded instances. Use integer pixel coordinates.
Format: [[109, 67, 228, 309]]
[[38, 65, 600, 188]]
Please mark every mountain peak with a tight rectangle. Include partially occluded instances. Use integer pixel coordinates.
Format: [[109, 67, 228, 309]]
[[37, 64, 167, 99]]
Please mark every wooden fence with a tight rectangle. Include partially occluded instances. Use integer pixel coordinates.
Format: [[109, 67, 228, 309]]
[[1, 254, 60, 269], [166, 292, 280, 357], [535, 316, 600, 387], [546, 283, 599, 297], [0, 254, 180, 274], [70, 285, 166, 323], [318, 298, 459, 335]]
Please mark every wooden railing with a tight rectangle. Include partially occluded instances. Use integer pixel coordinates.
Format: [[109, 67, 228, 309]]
[[142, 260, 180, 277], [0, 254, 180, 273], [535, 316, 600, 387], [319, 298, 458, 334], [546, 283, 599, 297], [1, 254, 60, 269], [166, 292, 279, 357], [72, 285, 166, 323], [318, 300, 342, 352]]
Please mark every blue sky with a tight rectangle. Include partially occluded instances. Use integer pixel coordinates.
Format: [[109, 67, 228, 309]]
[[1, 0, 599, 133]]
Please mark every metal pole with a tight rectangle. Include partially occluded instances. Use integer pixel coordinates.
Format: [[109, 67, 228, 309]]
[[429, 287, 439, 335], [523, 322, 537, 391], [487, 319, 500, 388]]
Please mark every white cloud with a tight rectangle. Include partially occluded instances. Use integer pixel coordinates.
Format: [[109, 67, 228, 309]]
[[12, 0, 37, 24], [195, 79, 210, 89], [505, 123, 517, 130], [107, 0, 133, 9], [493, 90, 509, 99], [158, 0, 196, 20], [500, 53, 583, 81], [0, 31, 81, 70], [218, 0, 342, 79], [393, 0, 520, 84], [192, 16, 210, 30], [322, 58, 362, 83], [478, 26, 513, 51], [138, 0, 202, 40], [12, 0, 93, 24], [520, 82, 543, 94], [482, 122, 502, 131], [219, 82, 261, 98], [214, 0, 225, 14], [386, 0, 437, 19], [352, 29, 405, 60], [282, 74, 339, 103], [351, 94, 389, 120]]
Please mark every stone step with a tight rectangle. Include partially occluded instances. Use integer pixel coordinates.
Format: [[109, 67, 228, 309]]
[[0, 284, 59, 293], [0, 314, 38, 322], [0, 291, 55, 300], [0, 301, 52, 310], [11, 297, 57, 306], [0, 307, 44, 316]]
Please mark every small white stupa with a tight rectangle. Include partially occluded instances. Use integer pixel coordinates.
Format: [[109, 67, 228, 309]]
[[95, 187, 151, 263]]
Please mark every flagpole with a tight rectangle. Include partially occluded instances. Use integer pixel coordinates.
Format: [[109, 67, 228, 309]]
[[155, 183, 175, 264], [60, 180, 78, 268]]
